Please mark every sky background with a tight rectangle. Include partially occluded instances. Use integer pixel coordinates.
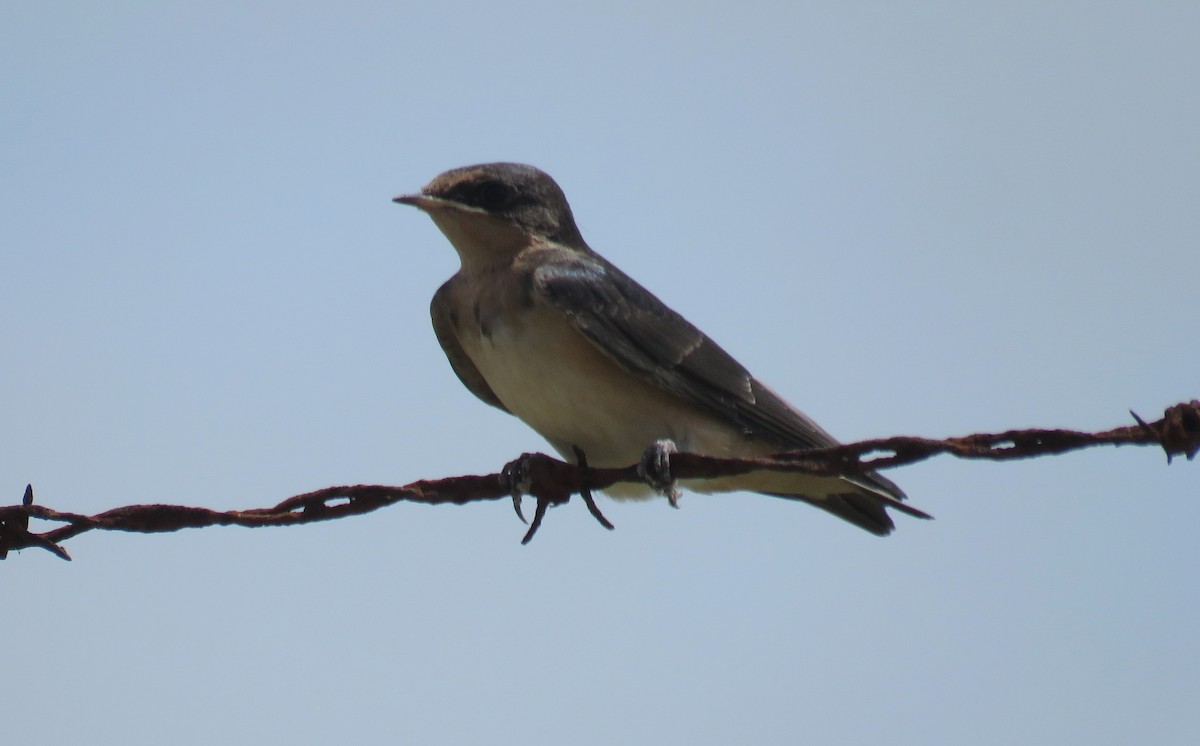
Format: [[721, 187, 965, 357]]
[[3, 2, 1198, 744]]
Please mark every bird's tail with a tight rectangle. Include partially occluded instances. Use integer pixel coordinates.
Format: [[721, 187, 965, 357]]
[[765, 471, 932, 536]]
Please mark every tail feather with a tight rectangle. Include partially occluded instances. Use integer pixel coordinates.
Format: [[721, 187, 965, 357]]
[[764, 471, 933, 536], [766, 491, 895, 536]]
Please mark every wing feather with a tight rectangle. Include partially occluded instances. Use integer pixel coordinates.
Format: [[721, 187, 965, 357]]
[[431, 280, 510, 412], [532, 255, 840, 451]]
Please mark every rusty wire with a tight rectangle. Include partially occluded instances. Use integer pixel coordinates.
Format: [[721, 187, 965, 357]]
[[2, 400, 1196, 560]]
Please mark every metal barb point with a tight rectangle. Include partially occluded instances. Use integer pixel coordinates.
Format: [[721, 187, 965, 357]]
[[1130, 409, 1171, 464]]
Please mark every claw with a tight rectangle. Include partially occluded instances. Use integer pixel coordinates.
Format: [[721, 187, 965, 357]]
[[639, 439, 682, 508], [503, 449, 615, 544], [521, 495, 551, 544], [501, 455, 534, 524], [572, 445, 615, 531]]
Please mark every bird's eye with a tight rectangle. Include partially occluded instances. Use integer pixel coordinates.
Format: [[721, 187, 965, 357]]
[[472, 180, 511, 210]]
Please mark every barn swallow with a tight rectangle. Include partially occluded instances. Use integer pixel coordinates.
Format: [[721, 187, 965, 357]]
[[394, 163, 930, 535]]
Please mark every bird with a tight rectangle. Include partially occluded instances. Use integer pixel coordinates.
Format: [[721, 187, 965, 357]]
[[393, 163, 930, 535]]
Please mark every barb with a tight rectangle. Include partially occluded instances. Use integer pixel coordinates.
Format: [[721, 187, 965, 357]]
[[2, 401, 1195, 560]]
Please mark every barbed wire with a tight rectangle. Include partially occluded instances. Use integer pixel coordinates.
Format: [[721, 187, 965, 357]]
[[2, 400, 1196, 560]]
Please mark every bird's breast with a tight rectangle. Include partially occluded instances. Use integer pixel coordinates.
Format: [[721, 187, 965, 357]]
[[453, 296, 741, 469]]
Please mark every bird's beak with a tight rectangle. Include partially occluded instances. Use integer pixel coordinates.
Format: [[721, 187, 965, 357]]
[[392, 193, 441, 211], [393, 193, 489, 217]]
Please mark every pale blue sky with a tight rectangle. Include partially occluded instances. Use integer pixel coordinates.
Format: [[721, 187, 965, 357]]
[[3, 2, 1198, 744]]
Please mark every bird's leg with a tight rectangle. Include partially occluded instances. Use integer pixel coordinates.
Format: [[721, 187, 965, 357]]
[[572, 445, 615, 531], [500, 455, 534, 524], [639, 439, 682, 508]]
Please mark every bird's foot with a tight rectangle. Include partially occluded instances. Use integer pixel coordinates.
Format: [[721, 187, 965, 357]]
[[639, 439, 682, 508], [501, 453, 554, 544], [500, 451, 612, 544], [572, 445, 615, 531], [500, 454, 535, 524]]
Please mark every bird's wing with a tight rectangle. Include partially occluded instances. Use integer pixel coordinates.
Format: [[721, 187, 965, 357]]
[[530, 253, 842, 451], [431, 279, 510, 413], [530, 252, 920, 522]]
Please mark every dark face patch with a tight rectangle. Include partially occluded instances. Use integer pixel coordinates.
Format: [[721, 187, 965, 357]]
[[443, 178, 513, 212], [423, 163, 587, 248]]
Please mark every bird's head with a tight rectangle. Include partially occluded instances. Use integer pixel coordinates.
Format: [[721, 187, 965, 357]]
[[394, 163, 586, 267]]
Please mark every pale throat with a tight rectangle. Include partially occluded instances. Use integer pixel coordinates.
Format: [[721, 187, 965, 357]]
[[428, 210, 533, 271]]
